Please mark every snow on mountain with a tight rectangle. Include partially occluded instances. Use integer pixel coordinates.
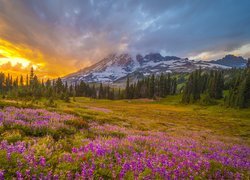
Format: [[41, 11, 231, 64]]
[[63, 53, 231, 84]]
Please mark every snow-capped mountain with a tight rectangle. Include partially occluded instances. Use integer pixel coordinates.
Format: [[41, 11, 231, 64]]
[[63, 53, 231, 84], [65, 53, 136, 83]]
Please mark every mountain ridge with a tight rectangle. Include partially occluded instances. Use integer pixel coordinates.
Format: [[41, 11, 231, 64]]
[[210, 54, 247, 68], [63, 53, 247, 84]]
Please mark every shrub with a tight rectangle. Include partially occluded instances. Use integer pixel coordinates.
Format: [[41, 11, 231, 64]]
[[65, 119, 89, 130], [2, 130, 23, 143], [200, 93, 217, 105]]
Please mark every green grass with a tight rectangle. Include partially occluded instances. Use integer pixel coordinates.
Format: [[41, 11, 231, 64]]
[[1, 95, 249, 144]]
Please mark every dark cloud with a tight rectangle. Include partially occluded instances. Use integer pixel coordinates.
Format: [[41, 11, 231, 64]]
[[1, 0, 250, 73]]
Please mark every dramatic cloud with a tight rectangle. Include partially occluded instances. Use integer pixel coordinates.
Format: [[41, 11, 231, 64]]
[[0, 0, 250, 77]]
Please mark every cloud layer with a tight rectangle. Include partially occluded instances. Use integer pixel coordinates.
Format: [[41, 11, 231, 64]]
[[0, 0, 250, 77]]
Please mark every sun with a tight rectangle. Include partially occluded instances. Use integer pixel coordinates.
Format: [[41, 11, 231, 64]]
[[0, 39, 44, 77], [0, 40, 33, 68]]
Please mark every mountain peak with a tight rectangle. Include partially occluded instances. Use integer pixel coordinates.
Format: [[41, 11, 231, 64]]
[[211, 54, 247, 68], [116, 53, 133, 66], [223, 54, 244, 60], [64, 52, 234, 84], [144, 53, 164, 62]]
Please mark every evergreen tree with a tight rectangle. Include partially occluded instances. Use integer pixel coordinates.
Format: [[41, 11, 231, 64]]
[[26, 75, 29, 86], [247, 58, 250, 68], [149, 74, 155, 98], [182, 70, 203, 103], [182, 69, 225, 104], [99, 83, 104, 99], [125, 77, 130, 99], [30, 67, 34, 87], [0, 73, 5, 94], [55, 78, 64, 96], [226, 69, 250, 108], [64, 91, 70, 103], [20, 75, 24, 87]]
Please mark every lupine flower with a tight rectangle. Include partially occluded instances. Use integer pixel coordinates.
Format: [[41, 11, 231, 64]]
[[0, 108, 249, 179]]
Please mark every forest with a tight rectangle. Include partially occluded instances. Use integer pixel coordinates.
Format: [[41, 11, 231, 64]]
[[1, 66, 249, 108]]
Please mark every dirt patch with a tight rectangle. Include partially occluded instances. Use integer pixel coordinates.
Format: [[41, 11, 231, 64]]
[[130, 98, 155, 102], [2, 100, 18, 103], [139, 98, 155, 102], [87, 106, 112, 113]]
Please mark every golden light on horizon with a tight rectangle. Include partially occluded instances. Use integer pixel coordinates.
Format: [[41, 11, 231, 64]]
[[0, 56, 31, 68], [0, 38, 44, 66], [0, 38, 67, 79]]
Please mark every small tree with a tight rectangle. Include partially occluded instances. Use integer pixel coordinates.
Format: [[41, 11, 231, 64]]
[[64, 92, 70, 103], [125, 77, 130, 99]]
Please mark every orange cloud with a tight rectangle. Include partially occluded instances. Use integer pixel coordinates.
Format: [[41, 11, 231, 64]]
[[0, 38, 80, 79], [0, 62, 29, 77]]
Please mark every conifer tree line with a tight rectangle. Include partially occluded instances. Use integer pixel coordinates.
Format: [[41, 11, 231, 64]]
[[0, 68, 177, 101], [124, 74, 177, 99], [0, 68, 114, 101], [0, 67, 71, 102], [0, 66, 249, 108], [72, 82, 115, 100], [71, 73, 177, 100], [0, 68, 115, 101], [225, 68, 250, 108], [182, 69, 224, 103], [181, 67, 250, 108]]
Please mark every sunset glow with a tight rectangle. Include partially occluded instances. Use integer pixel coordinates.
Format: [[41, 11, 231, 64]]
[[0, 0, 250, 78], [0, 38, 43, 76], [0, 38, 78, 78], [0, 1, 249, 179]]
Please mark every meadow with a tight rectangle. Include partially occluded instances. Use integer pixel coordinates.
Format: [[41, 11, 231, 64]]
[[0, 96, 249, 179]]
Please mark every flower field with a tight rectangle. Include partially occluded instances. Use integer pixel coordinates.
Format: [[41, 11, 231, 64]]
[[0, 107, 249, 179]]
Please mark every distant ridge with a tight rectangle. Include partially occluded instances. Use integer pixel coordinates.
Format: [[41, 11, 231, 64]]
[[210, 54, 247, 68]]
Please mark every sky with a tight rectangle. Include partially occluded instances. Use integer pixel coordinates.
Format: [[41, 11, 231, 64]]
[[0, 0, 250, 78]]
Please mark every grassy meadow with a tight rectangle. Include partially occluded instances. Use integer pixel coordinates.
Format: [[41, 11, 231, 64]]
[[2, 96, 249, 142], [0, 96, 249, 178]]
